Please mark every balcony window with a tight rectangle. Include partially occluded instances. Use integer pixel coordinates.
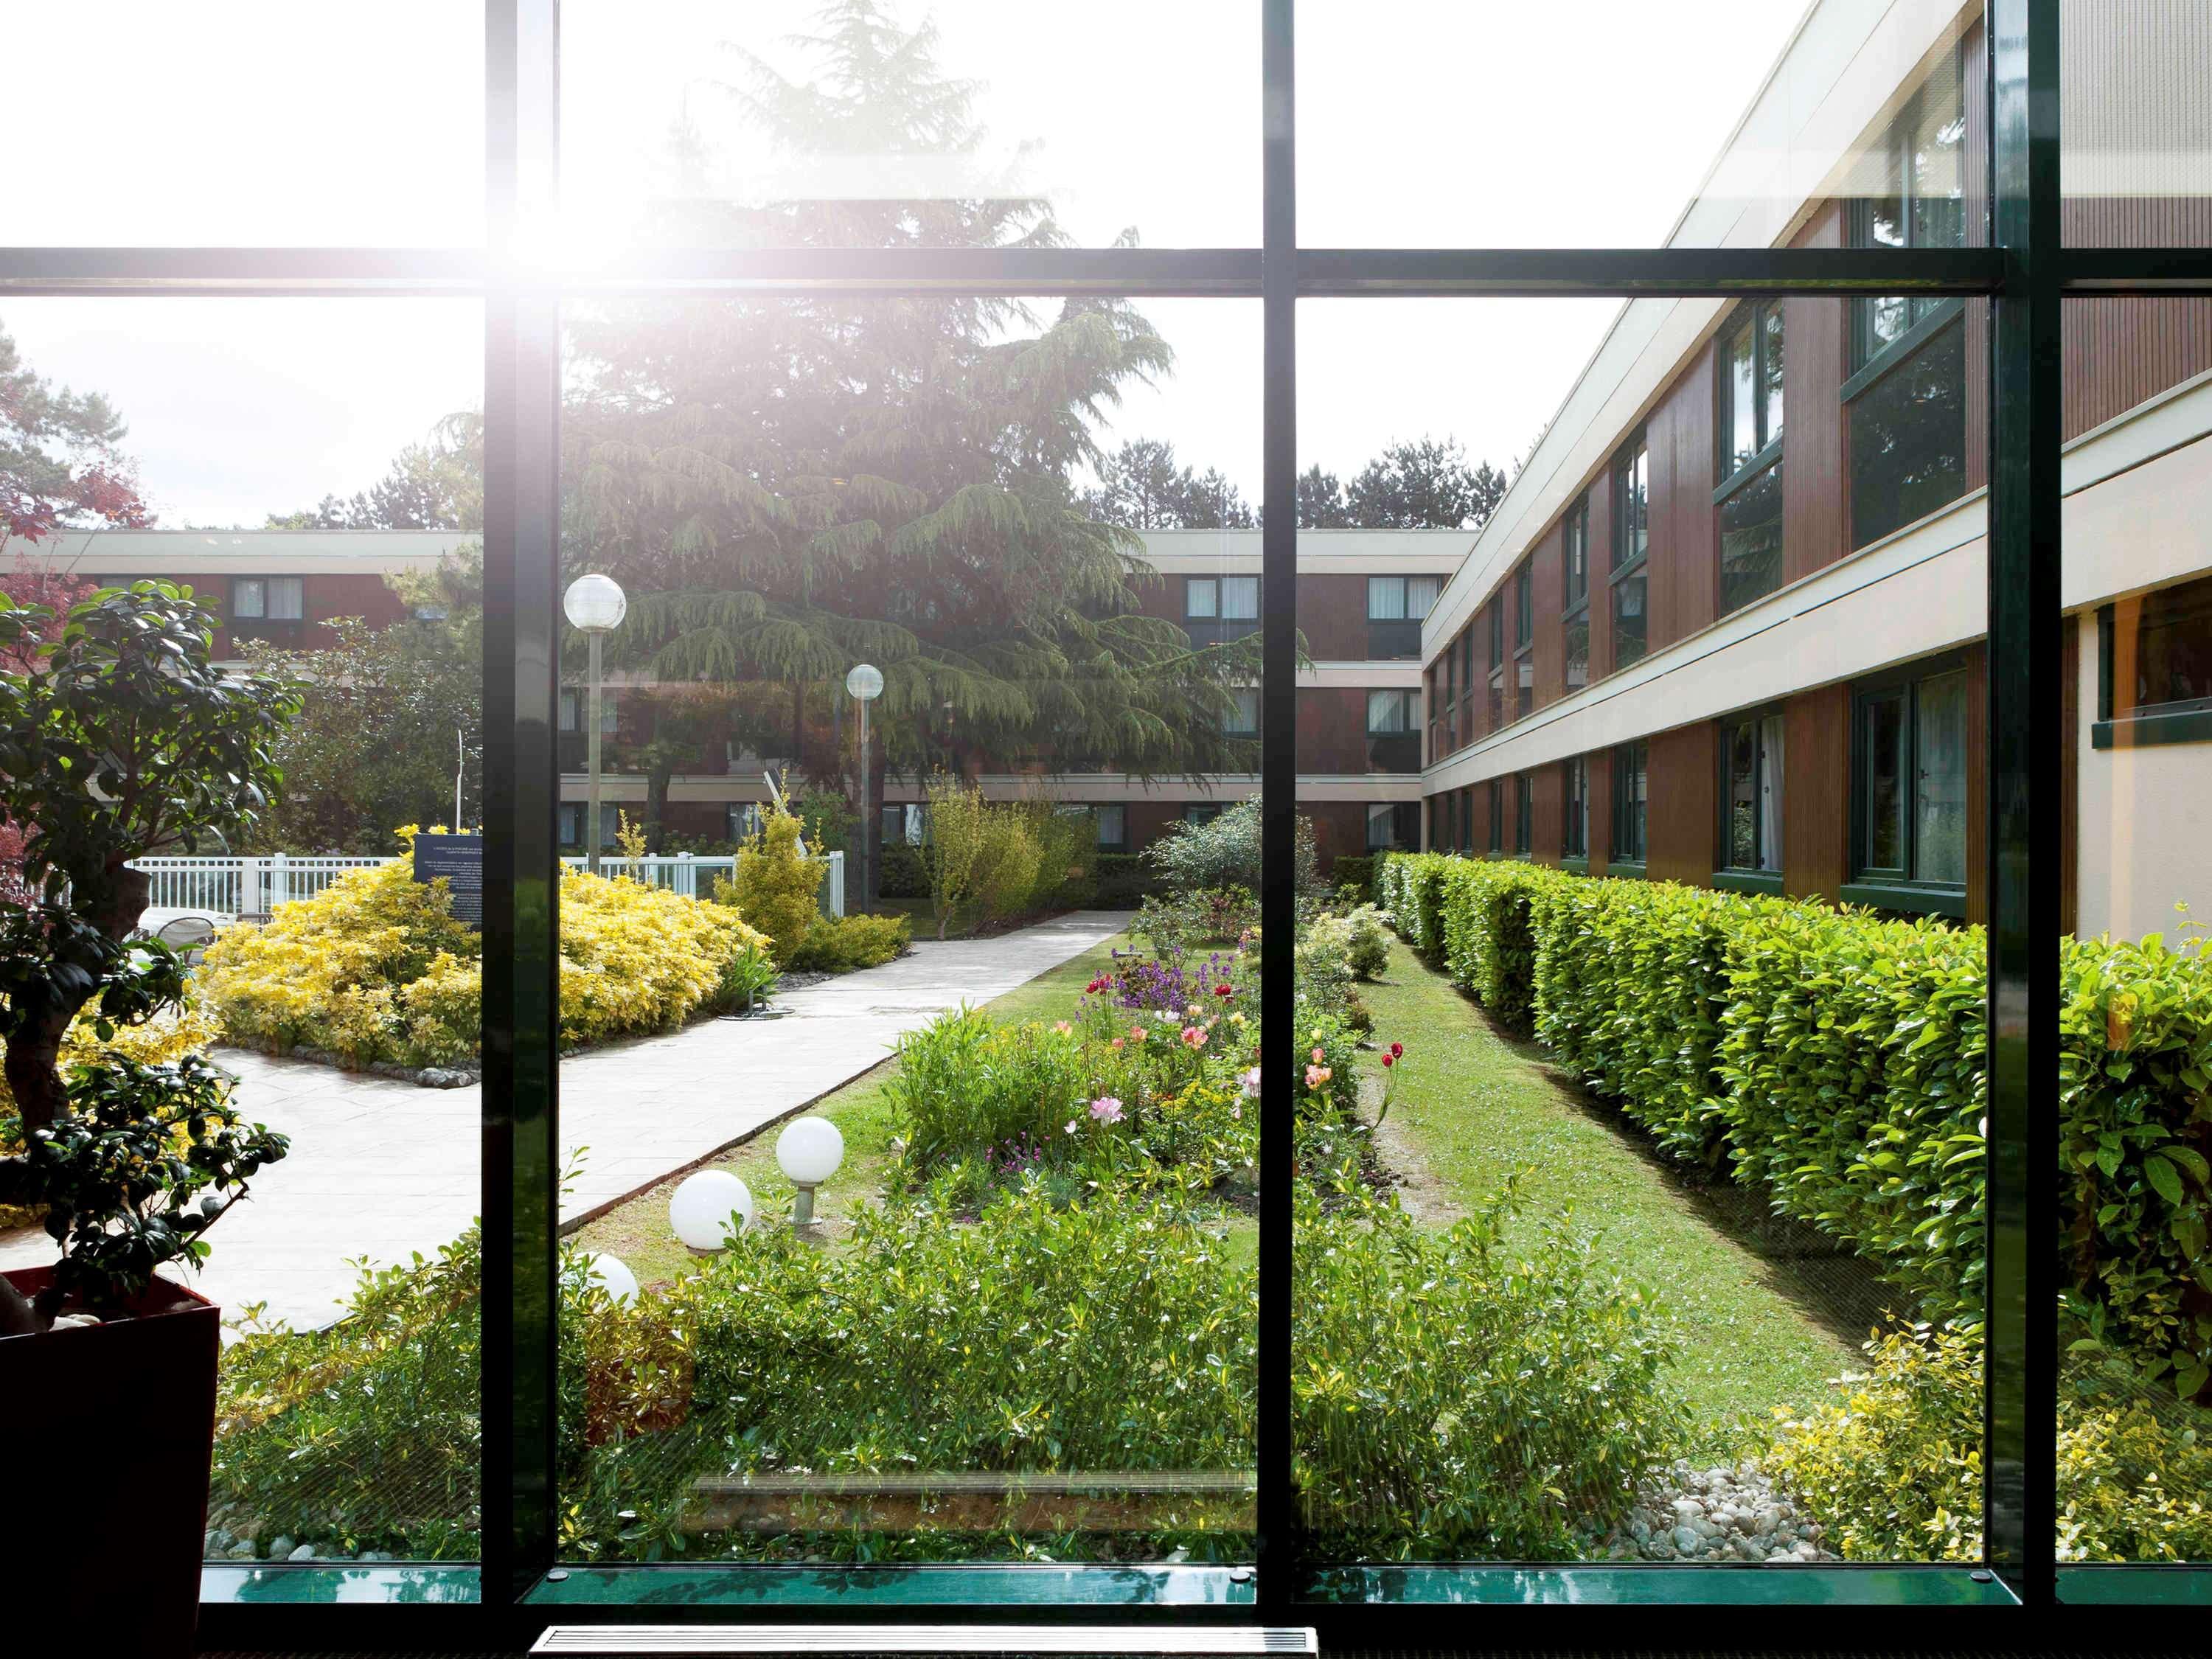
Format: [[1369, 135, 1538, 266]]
[[2096, 573, 2212, 747], [1611, 740, 1648, 866], [1184, 576, 1219, 618], [1719, 711, 1784, 881]]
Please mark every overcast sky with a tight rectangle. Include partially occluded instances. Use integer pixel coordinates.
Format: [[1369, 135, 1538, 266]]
[[4, 1, 1804, 529]]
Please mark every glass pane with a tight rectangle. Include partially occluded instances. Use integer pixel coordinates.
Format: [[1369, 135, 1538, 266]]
[[1850, 317, 1969, 548], [1368, 577, 1406, 621], [1763, 304, 1787, 447], [2061, 298, 2212, 1574], [1298, 1, 1989, 248], [1912, 669, 1968, 886], [1728, 322, 1759, 473], [0, 297, 485, 1567], [1863, 689, 1907, 873], [1564, 614, 1590, 695], [560, 0, 1257, 254], [1726, 723, 1759, 869], [552, 293, 1261, 1567], [1719, 462, 1785, 616], [2063, 1, 2212, 247], [1612, 571, 1648, 669]]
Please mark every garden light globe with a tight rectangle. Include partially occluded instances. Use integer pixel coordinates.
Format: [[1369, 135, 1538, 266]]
[[669, 1169, 754, 1251], [563, 572, 627, 633], [581, 1251, 638, 1306], [844, 663, 883, 701], [776, 1116, 845, 1186]]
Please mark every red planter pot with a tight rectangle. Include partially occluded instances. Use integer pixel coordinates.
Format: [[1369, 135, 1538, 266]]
[[0, 1267, 219, 1659]]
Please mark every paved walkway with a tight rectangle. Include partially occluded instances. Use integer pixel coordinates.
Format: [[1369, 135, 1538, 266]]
[[0, 911, 1124, 1331]]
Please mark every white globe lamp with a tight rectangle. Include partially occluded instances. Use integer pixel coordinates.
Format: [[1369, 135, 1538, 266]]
[[776, 1116, 845, 1226], [669, 1169, 754, 1251], [844, 663, 883, 702], [563, 572, 627, 633], [581, 1251, 639, 1306]]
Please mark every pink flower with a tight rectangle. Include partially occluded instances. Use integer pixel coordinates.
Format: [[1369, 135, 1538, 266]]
[[1110, 1037, 1125, 1052], [1130, 1026, 1147, 1043], [1231, 1105, 1242, 1120], [1180, 1026, 1208, 1049], [1239, 1066, 1261, 1098], [1088, 1096, 1124, 1124], [1065, 1119, 1079, 1135], [1051, 1020, 1073, 1035], [1310, 1046, 1325, 1065], [1304, 1063, 1332, 1091]]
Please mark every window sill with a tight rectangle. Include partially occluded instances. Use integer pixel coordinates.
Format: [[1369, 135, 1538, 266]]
[[2092, 707, 2212, 749], [1839, 880, 1966, 918], [1606, 860, 1648, 880], [1560, 855, 1590, 874], [1711, 869, 1784, 896]]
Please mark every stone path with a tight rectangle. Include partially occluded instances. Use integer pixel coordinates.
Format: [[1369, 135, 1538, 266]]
[[0, 911, 1124, 1331]]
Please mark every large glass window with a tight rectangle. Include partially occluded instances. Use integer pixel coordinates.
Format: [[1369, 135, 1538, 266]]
[[1717, 301, 1785, 615], [1848, 314, 1968, 550], [1611, 739, 1648, 865], [1611, 432, 1649, 669], [2098, 573, 2212, 743], [1512, 773, 1532, 855], [1854, 47, 1969, 367], [1850, 662, 1969, 905], [1562, 493, 1591, 694], [1368, 573, 1440, 620], [1562, 754, 1589, 860], [1719, 712, 1784, 877]]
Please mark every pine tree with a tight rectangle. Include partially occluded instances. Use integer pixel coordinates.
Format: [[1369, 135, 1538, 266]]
[[563, 0, 1259, 802], [1085, 439, 1255, 529], [0, 321, 153, 543]]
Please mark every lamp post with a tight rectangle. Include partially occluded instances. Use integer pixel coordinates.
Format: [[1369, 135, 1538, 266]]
[[776, 1115, 844, 1228], [845, 663, 883, 910], [563, 574, 627, 874]]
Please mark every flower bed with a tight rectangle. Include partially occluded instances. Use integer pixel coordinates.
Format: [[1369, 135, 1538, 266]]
[[200, 832, 773, 1068]]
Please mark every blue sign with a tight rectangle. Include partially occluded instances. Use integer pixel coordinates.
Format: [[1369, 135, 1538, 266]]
[[411, 833, 484, 929]]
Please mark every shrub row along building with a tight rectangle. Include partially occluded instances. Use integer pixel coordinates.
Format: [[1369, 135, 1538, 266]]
[[13, 4, 2208, 940]]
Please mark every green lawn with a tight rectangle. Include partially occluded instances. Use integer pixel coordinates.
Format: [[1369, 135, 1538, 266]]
[[1354, 934, 1867, 1455], [570, 930, 1137, 1287]]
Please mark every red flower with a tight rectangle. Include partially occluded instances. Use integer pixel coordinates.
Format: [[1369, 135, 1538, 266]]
[[1389, 1041, 1404, 1058], [1381, 1053, 1395, 1068], [1214, 984, 1234, 998]]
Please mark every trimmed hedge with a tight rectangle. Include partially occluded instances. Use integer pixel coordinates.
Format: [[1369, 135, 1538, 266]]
[[1376, 852, 2212, 1391], [1329, 854, 1380, 901]]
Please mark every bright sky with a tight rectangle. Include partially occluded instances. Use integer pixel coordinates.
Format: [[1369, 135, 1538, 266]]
[[4, 1, 1806, 528]]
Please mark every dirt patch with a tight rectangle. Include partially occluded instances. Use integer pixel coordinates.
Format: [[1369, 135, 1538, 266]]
[[1360, 1061, 1466, 1227]]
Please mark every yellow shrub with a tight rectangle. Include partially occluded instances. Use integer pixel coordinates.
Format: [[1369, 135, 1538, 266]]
[[199, 834, 769, 1067]]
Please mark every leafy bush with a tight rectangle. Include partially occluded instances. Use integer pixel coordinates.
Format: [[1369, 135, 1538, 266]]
[[1767, 1326, 2212, 1562], [1330, 854, 1379, 902], [1376, 851, 2212, 1391], [1343, 904, 1391, 981], [877, 840, 929, 898], [785, 911, 911, 973], [720, 801, 827, 962], [1092, 852, 1166, 908], [204, 835, 771, 1065], [922, 776, 1045, 938], [1132, 886, 1257, 953], [1295, 1175, 1687, 1559], [1020, 800, 1099, 911], [1144, 799, 1317, 896]]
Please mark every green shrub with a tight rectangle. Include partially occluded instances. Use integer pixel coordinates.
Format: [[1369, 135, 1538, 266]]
[[786, 911, 911, 973], [922, 775, 1046, 938], [1132, 886, 1257, 953], [1330, 854, 1379, 902], [1296, 1175, 1688, 1559], [1092, 851, 1164, 908], [721, 801, 828, 962], [1343, 904, 1391, 981], [877, 839, 929, 898], [1768, 1326, 2212, 1562], [1145, 800, 1318, 896], [888, 1010, 1097, 1169]]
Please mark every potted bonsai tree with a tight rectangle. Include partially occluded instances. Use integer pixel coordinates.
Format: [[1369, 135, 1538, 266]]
[[0, 579, 298, 1655]]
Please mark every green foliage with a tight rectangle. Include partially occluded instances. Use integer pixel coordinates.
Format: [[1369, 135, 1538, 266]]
[[717, 943, 782, 1010], [1769, 1326, 2212, 1562], [1143, 800, 1317, 895], [922, 776, 1045, 939], [0, 579, 296, 1330], [1330, 854, 1380, 902], [785, 911, 911, 973], [1132, 886, 1257, 953], [723, 800, 829, 962], [1092, 852, 1167, 908], [237, 554, 482, 854], [212, 1230, 482, 1560], [1296, 1176, 1688, 1559], [1343, 905, 1391, 981], [876, 839, 929, 899], [1375, 850, 2212, 1391], [1018, 801, 1099, 911]]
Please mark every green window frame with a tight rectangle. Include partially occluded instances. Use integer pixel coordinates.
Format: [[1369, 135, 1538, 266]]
[[1610, 739, 1648, 866], [1843, 656, 1971, 915], [1715, 708, 1786, 894], [1610, 433, 1649, 671], [1715, 300, 1785, 616]]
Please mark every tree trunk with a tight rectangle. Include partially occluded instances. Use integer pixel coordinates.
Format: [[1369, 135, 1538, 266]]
[[4, 865, 148, 1136], [645, 757, 674, 854]]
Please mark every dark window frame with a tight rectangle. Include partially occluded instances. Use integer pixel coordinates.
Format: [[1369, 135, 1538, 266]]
[[1844, 652, 1972, 916], [1609, 431, 1650, 673], [1562, 493, 1592, 694], [1610, 739, 1649, 869], [2093, 578, 2212, 749], [1512, 773, 1532, 856], [1714, 705, 1787, 892], [1486, 776, 1503, 856], [1562, 754, 1589, 861]]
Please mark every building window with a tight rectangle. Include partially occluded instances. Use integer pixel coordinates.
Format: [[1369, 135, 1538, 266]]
[[726, 802, 762, 844], [1184, 802, 1227, 826], [1458, 784, 1475, 855], [1611, 740, 1648, 865], [230, 574, 304, 621], [1717, 301, 1785, 616], [1562, 755, 1588, 859], [1365, 801, 1416, 852], [1220, 574, 1259, 620], [1366, 687, 1415, 734], [1487, 778, 1503, 855], [560, 687, 619, 734], [1852, 50, 1967, 371], [1719, 712, 1784, 874], [1847, 316, 1967, 551], [881, 803, 928, 847], [1562, 493, 1590, 694], [1434, 790, 1456, 854], [1611, 434, 1649, 670], [1853, 664, 1969, 900], [1512, 560, 1533, 648], [1512, 774, 1532, 855], [1367, 574, 1441, 621], [1184, 576, 1219, 619], [1093, 802, 1128, 852], [2097, 574, 2212, 745], [1223, 686, 1261, 737], [560, 801, 619, 851], [1486, 601, 1505, 730]]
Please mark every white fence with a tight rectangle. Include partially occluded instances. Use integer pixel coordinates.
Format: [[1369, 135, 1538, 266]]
[[128, 849, 845, 921]]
